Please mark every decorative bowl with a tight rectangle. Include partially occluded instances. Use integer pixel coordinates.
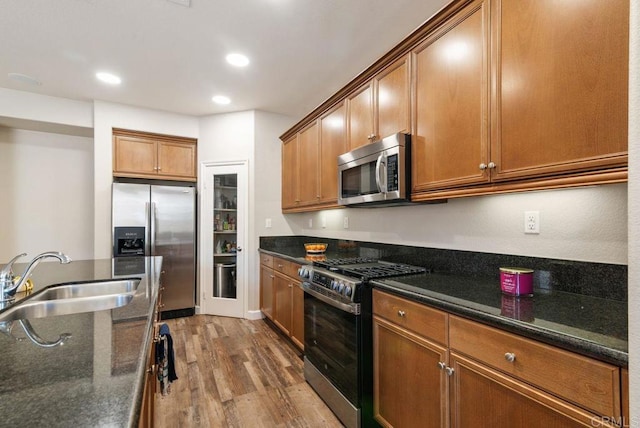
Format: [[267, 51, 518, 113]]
[[304, 243, 328, 254]]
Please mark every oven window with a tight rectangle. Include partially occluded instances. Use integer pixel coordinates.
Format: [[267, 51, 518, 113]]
[[304, 292, 360, 405], [341, 160, 378, 198]]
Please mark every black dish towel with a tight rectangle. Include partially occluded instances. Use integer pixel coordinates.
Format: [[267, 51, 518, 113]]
[[156, 323, 178, 394]]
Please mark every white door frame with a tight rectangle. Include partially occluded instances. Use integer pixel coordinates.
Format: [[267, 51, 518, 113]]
[[198, 160, 249, 318]]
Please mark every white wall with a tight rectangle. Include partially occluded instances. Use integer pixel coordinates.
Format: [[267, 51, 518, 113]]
[[0, 127, 94, 261], [0, 88, 92, 129], [627, 0, 639, 421], [92, 101, 199, 259], [288, 183, 628, 264], [198, 110, 295, 313]]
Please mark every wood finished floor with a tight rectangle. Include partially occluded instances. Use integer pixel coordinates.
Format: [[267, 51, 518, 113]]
[[154, 315, 344, 428]]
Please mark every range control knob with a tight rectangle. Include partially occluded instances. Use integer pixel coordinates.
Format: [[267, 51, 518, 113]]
[[337, 283, 345, 293], [344, 285, 352, 297]]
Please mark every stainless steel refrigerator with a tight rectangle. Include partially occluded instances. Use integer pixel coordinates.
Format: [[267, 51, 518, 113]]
[[112, 182, 196, 316]]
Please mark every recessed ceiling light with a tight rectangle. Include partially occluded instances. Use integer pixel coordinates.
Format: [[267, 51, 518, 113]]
[[96, 72, 121, 85], [212, 95, 231, 105], [225, 53, 250, 67], [8, 73, 42, 86]]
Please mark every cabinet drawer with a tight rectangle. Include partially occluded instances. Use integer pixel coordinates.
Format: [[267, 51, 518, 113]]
[[373, 289, 448, 346], [260, 253, 273, 268], [449, 315, 620, 418], [273, 257, 300, 279]]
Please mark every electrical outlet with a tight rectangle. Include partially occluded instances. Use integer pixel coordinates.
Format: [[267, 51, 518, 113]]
[[524, 211, 540, 234], [308, 218, 313, 228], [343, 217, 349, 229], [321, 215, 327, 228], [265, 218, 272, 228]]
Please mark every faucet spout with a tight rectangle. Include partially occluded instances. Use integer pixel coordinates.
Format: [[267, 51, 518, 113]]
[[0, 252, 72, 301]]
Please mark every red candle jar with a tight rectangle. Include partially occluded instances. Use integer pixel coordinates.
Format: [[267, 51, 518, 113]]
[[500, 267, 534, 296]]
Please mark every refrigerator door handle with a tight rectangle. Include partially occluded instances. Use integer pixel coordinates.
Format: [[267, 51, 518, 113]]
[[150, 201, 157, 255], [144, 201, 151, 255]]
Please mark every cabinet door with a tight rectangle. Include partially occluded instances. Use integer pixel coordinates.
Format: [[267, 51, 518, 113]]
[[319, 102, 346, 205], [273, 273, 292, 335], [347, 82, 374, 150], [297, 122, 320, 206], [373, 316, 448, 428], [490, 0, 628, 181], [113, 135, 157, 176], [412, 0, 490, 193], [375, 54, 411, 141], [157, 141, 196, 179], [449, 353, 613, 428], [290, 281, 304, 350], [260, 265, 274, 320], [281, 135, 299, 210]]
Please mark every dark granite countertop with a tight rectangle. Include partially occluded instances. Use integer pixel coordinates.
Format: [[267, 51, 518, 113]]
[[372, 273, 627, 366], [0, 256, 162, 428], [259, 236, 628, 367]]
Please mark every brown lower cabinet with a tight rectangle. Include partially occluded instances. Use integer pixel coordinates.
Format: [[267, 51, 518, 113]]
[[138, 285, 163, 428], [260, 254, 303, 350], [373, 289, 624, 428]]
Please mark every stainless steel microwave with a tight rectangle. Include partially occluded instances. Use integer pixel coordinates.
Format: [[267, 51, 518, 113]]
[[338, 133, 411, 207]]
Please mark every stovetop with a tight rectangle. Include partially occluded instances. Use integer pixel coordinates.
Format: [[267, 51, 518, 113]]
[[313, 257, 428, 280]]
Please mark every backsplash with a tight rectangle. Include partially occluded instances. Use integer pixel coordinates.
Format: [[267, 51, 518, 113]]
[[260, 235, 628, 302]]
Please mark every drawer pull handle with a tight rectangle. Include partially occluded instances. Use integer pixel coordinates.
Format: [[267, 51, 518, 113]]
[[445, 367, 454, 376], [437, 362, 446, 370], [397, 310, 406, 317], [504, 352, 516, 362]]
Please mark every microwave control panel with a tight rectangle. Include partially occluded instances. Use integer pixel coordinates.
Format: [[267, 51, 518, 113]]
[[387, 154, 399, 191]]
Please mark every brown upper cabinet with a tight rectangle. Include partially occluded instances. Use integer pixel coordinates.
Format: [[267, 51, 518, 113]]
[[281, 122, 320, 210], [319, 102, 347, 204], [347, 55, 411, 150], [412, 0, 628, 200], [113, 128, 197, 182], [281, 134, 299, 210], [412, 0, 490, 193], [282, 102, 347, 212], [490, 0, 628, 182], [280, 0, 629, 210]]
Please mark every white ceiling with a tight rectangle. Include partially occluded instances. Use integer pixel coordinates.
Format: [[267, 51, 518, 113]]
[[1, 0, 449, 119]]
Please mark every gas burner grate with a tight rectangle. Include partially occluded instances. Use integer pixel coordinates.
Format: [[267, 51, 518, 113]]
[[313, 257, 378, 268], [344, 264, 428, 279]]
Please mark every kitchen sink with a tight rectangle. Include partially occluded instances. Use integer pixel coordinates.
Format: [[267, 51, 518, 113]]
[[0, 279, 141, 322], [28, 279, 140, 301]]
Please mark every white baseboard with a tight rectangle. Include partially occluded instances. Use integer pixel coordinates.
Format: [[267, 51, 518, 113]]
[[246, 309, 264, 320]]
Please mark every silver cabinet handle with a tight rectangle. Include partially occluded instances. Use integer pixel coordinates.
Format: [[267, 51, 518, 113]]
[[397, 310, 406, 317], [504, 352, 516, 362], [479, 163, 487, 170], [445, 367, 454, 376], [237, 247, 242, 252], [488, 162, 496, 169], [437, 362, 446, 370]]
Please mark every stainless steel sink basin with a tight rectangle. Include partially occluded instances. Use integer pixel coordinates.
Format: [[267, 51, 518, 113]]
[[0, 279, 141, 322], [28, 279, 140, 301]]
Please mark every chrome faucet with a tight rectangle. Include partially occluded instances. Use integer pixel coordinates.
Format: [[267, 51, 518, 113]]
[[0, 251, 72, 302]]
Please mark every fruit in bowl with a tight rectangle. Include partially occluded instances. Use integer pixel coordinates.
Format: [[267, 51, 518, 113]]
[[304, 243, 328, 253]]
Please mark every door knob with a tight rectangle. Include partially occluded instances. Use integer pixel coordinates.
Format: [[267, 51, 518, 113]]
[[237, 247, 242, 252]]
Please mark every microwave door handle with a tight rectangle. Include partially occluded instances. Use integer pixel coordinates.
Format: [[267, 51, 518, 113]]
[[375, 154, 387, 193]]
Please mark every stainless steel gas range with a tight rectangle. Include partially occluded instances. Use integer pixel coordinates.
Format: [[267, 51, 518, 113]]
[[298, 257, 427, 428]]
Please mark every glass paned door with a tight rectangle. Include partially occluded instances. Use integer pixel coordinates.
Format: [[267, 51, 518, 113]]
[[200, 161, 247, 318]]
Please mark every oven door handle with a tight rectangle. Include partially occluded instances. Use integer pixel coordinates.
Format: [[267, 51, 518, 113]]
[[302, 283, 361, 315]]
